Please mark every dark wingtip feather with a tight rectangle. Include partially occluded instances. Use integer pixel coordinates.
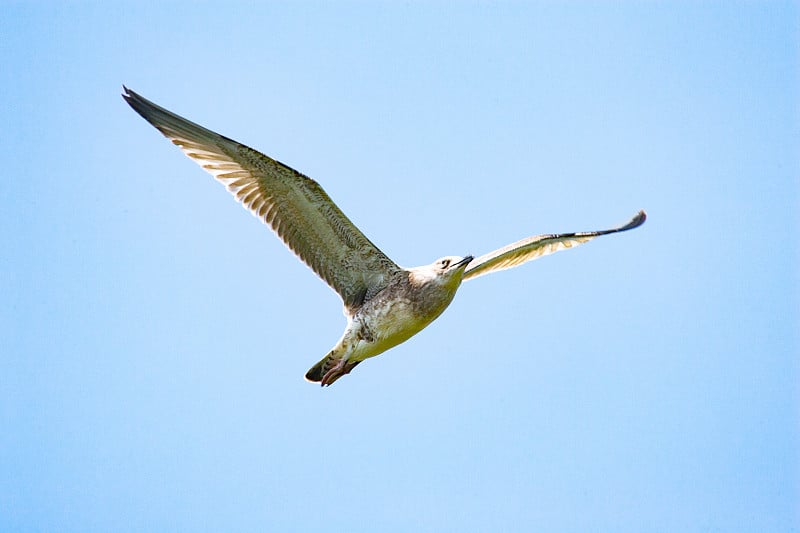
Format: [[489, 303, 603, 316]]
[[619, 209, 647, 232], [121, 85, 135, 104]]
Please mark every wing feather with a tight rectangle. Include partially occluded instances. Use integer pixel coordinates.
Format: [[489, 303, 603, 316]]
[[122, 87, 400, 309], [463, 210, 646, 281]]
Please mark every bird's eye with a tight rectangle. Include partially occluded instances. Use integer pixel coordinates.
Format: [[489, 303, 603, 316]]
[[441, 259, 451, 268]]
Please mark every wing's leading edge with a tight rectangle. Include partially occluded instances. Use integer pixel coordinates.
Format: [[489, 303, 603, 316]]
[[122, 87, 400, 310], [463, 210, 646, 281]]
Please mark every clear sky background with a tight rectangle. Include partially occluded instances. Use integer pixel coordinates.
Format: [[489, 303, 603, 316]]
[[2, 2, 798, 532]]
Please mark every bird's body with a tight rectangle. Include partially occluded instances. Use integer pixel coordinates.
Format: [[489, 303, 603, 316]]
[[123, 87, 646, 386], [307, 257, 470, 385]]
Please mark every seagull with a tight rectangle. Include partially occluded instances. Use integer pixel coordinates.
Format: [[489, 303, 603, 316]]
[[122, 87, 646, 386]]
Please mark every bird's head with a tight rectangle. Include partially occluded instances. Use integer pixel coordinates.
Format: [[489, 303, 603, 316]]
[[432, 255, 473, 273], [429, 255, 473, 284], [408, 255, 473, 288]]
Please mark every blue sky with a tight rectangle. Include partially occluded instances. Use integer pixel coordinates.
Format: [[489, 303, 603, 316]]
[[2, 2, 798, 531]]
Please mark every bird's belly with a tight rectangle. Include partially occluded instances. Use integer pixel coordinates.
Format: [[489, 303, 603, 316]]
[[350, 297, 450, 361]]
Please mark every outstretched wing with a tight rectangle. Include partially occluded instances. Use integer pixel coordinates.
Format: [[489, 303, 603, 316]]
[[123, 87, 401, 310], [463, 210, 646, 281]]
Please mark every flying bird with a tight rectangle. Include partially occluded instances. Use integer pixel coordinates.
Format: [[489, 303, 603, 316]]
[[122, 87, 646, 386]]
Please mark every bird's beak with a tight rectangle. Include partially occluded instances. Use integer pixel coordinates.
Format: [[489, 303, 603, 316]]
[[454, 255, 473, 268]]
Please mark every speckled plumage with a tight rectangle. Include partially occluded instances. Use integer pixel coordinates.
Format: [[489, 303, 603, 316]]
[[123, 87, 646, 386]]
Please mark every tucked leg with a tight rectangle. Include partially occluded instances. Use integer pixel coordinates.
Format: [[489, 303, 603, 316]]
[[320, 359, 361, 387]]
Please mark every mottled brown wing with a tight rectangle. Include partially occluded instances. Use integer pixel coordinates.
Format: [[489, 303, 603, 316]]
[[463, 210, 646, 281], [123, 87, 401, 309]]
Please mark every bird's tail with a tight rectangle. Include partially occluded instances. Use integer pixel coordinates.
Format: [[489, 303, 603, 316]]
[[304, 356, 329, 383]]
